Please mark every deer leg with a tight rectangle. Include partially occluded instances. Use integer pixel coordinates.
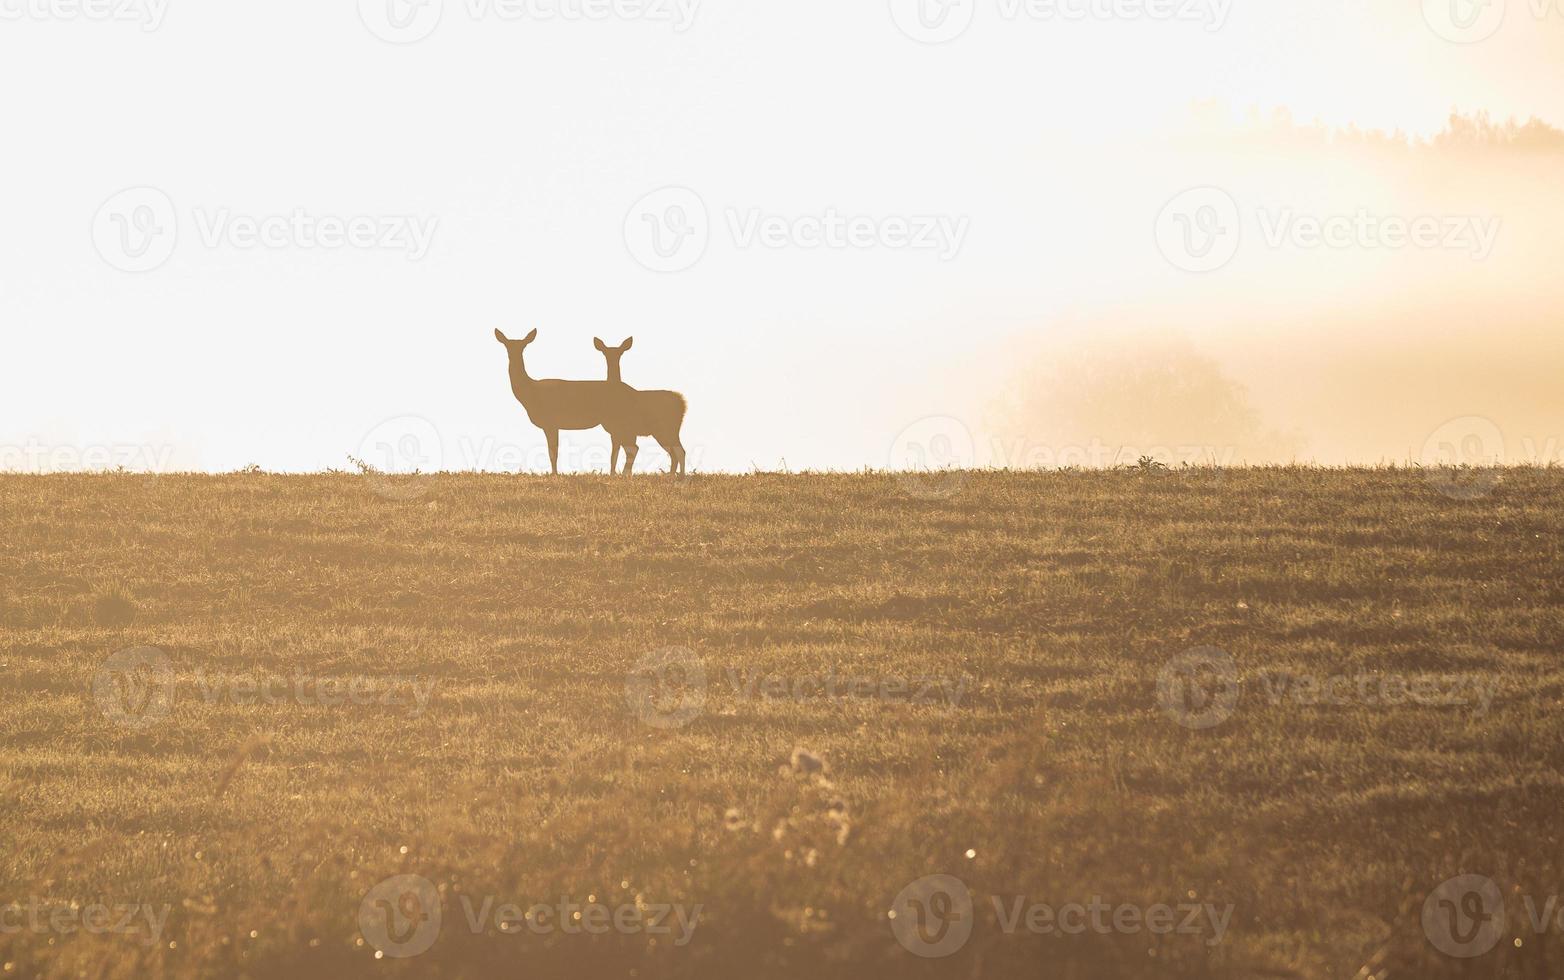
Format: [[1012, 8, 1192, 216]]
[[546, 429, 561, 475], [610, 437, 622, 476], [623, 439, 640, 476], [654, 436, 681, 477], [668, 432, 686, 477]]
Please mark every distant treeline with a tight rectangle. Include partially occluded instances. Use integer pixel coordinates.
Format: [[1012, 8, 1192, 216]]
[[1185, 106, 1564, 154]]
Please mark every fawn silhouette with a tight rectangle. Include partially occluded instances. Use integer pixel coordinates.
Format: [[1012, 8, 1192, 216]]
[[494, 328, 627, 475], [594, 336, 689, 477]]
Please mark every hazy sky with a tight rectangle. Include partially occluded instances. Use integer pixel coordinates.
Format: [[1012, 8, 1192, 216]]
[[3, 1, 1563, 473]]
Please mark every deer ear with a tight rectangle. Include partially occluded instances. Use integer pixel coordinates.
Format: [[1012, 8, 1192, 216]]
[[495, 329, 509, 344], [522, 329, 538, 344], [621, 337, 634, 352], [594, 338, 608, 353]]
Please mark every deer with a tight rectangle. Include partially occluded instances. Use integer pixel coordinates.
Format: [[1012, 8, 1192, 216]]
[[593, 337, 689, 477], [494, 328, 628, 475]]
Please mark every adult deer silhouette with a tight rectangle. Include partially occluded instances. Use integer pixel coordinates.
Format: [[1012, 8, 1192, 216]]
[[494, 328, 626, 475], [594, 336, 689, 477]]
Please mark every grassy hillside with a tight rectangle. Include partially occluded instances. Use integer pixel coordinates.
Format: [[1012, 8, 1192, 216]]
[[2, 469, 1562, 979]]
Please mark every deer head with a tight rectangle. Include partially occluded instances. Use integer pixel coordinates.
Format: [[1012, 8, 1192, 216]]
[[495, 328, 539, 388], [495, 328, 538, 351], [594, 336, 634, 383]]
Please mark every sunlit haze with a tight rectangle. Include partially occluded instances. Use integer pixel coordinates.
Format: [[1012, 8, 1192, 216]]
[[4, 0, 1563, 472]]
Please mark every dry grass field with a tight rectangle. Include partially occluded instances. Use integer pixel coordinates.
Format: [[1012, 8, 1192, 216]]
[[3, 468, 1563, 979]]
